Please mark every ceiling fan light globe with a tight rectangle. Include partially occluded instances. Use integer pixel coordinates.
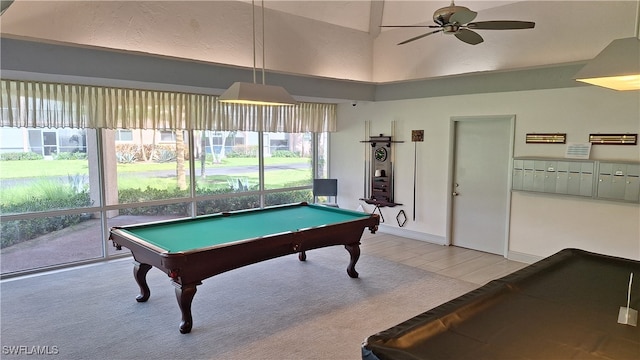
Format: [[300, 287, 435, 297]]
[[443, 24, 460, 34]]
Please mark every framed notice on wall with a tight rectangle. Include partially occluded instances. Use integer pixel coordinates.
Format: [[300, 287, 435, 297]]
[[565, 143, 592, 159]]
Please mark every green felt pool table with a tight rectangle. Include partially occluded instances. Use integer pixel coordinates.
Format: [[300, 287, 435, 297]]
[[109, 202, 379, 334]]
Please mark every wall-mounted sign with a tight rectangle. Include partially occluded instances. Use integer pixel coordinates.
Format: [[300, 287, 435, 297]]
[[525, 133, 566, 144], [589, 133, 637, 145], [565, 143, 592, 159]]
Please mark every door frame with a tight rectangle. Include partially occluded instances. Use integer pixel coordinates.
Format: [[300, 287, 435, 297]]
[[445, 115, 516, 257]]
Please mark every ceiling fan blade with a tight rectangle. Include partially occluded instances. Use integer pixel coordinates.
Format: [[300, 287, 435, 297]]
[[398, 29, 443, 45], [449, 8, 477, 25], [455, 29, 484, 45], [467, 21, 535, 30], [381, 25, 440, 28]]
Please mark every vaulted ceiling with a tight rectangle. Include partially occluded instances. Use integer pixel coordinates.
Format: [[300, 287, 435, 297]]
[[1, 1, 638, 84]]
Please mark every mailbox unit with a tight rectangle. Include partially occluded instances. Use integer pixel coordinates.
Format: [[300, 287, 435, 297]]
[[513, 158, 639, 203], [597, 162, 640, 202]]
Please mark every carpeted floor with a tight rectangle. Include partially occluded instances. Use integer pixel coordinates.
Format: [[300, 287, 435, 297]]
[[1, 246, 478, 360]]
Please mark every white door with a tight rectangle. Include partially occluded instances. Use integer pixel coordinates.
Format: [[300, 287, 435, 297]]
[[450, 116, 513, 255]]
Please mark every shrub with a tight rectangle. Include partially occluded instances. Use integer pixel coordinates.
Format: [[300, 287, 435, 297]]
[[152, 148, 177, 163], [0, 152, 44, 161], [115, 144, 140, 163], [265, 190, 312, 206], [54, 152, 87, 160], [272, 150, 299, 158], [1, 188, 92, 214], [196, 192, 261, 215], [118, 202, 190, 216], [226, 145, 258, 157], [117, 187, 262, 216], [67, 174, 88, 193], [0, 213, 92, 248], [0, 186, 92, 248], [118, 186, 190, 205], [116, 152, 137, 163], [224, 151, 243, 158], [227, 178, 256, 192]]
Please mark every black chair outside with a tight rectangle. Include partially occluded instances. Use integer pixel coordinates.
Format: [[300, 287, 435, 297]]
[[313, 179, 338, 207]]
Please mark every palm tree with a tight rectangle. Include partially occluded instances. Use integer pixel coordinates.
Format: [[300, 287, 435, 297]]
[[175, 130, 187, 190]]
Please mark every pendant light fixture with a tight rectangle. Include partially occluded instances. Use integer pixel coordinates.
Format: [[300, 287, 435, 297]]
[[218, 0, 296, 105], [0, 0, 14, 15], [574, 1, 640, 91]]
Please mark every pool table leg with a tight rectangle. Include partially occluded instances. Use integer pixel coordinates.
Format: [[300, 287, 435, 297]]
[[174, 282, 199, 334], [133, 262, 152, 302], [344, 242, 361, 278]]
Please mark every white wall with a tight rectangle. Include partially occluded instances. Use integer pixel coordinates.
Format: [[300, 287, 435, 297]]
[[5, 1, 636, 85], [333, 86, 640, 261], [1, 1, 373, 82]]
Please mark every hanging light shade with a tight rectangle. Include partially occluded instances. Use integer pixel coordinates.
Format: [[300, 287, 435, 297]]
[[0, 0, 14, 16], [574, 37, 640, 91], [218, 0, 296, 106], [219, 82, 297, 106]]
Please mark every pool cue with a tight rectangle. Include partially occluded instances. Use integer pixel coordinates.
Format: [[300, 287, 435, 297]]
[[413, 141, 417, 220], [391, 121, 396, 203], [364, 121, 370, 198], [411, 130, 424, 221]]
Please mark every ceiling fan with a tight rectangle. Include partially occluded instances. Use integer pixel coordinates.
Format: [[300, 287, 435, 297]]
[[382, 0, 535, 45]]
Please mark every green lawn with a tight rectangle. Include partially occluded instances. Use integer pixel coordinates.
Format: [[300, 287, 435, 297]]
[[0, 157, 310, 179], [116, 169, 312, 191], [0, 157, 313, 203]]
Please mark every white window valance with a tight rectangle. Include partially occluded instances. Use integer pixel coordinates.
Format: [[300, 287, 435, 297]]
[[0, 79, 337, 132]]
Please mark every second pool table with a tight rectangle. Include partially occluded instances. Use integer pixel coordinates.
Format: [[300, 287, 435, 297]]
[[109, 202, 379, 333]]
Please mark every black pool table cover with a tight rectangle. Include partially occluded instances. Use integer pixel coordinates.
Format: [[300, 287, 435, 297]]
[[362, 249, 640, 360]]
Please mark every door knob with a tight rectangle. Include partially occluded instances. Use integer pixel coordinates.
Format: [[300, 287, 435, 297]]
[[452, 192, 459, 196]]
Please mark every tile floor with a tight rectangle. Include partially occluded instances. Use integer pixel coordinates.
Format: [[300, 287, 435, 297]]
[[361, 232, 529, 286]]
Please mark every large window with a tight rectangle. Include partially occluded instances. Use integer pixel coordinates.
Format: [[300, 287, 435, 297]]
[[0, 127, 95, 215], [0, 127, 100, 274], [108, 129, 191, 204], [115, 129, 133, 142], [263, 132, 313, 190], [194, 130, 259, 196], [0, 79, 336, 276], [0, 126, 326, 276]]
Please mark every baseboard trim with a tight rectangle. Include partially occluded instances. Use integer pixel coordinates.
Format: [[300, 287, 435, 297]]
[[377, 224, 447, 246], [507, 250, 543, 264]]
